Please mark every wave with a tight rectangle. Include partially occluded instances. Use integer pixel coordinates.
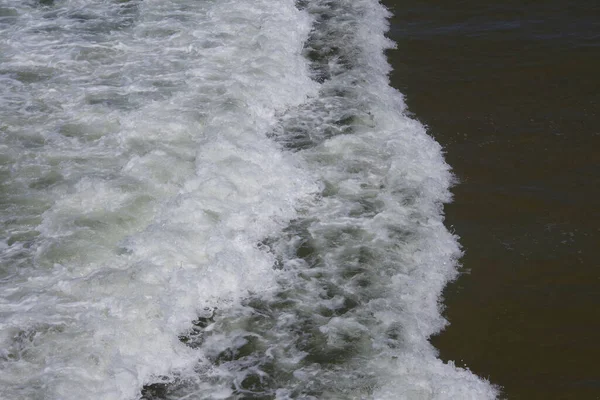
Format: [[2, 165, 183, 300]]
[[0, 0, 497, 398]]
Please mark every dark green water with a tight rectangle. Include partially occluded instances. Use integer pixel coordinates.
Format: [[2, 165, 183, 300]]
[[384, 0, 600, 399]]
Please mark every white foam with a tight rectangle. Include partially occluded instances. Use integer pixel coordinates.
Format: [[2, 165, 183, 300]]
[[0, 0, 499, 398], [0, 0, 318, 399]]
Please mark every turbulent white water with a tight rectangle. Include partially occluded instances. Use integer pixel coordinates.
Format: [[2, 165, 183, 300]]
[[0, 0, 498, 399]]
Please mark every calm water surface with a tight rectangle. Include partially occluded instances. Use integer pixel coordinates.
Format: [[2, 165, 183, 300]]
[[384, 0, 600, 398]]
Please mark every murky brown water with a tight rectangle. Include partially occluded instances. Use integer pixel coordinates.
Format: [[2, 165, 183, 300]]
[[383, 0, 600, 398]]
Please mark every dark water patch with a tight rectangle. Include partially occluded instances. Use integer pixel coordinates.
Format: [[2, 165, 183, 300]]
[[270, 97, 359, 151], [6, 230, 40, 248], [269, 0, 378, 152], [348, 198, 382, 218], [12, 69, 55, 84], [140, 376, 177, 400], [86, 90, 144, 111], [58, 123, 104, 141], [0, 7, 18, 18], [301, 0, 362, 83], [384, 0, 600, 398], [271, 92, 375, 151], [28, 170, 63, 190], [2, 324, 65, 362], [32, 0, 141, 36]]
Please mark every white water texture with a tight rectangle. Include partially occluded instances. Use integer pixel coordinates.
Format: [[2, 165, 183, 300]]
[[0, 0, 498, 399]]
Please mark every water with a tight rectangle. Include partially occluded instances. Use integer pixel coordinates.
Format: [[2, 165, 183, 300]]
[[384, 0, 600, 398], [0, 1, 497, 399]]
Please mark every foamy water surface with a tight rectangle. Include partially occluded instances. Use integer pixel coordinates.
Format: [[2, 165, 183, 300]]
[[0, 0, 498, 399]]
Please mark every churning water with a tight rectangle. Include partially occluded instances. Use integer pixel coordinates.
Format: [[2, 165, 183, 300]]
[[0, 0, 498, 399]]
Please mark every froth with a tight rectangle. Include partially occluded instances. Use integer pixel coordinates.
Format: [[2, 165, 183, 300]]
[[0, 0, 317, 399], [0, 0, 499, 398]]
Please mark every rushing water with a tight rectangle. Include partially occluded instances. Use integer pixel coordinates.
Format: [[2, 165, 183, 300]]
[[0, 1, 498, 399]]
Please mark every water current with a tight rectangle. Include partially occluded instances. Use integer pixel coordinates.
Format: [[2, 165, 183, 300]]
[[0, 0, 498, 399]]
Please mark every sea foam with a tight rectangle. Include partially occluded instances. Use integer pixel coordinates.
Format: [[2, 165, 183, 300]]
[[0, 0, 497, 399]]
